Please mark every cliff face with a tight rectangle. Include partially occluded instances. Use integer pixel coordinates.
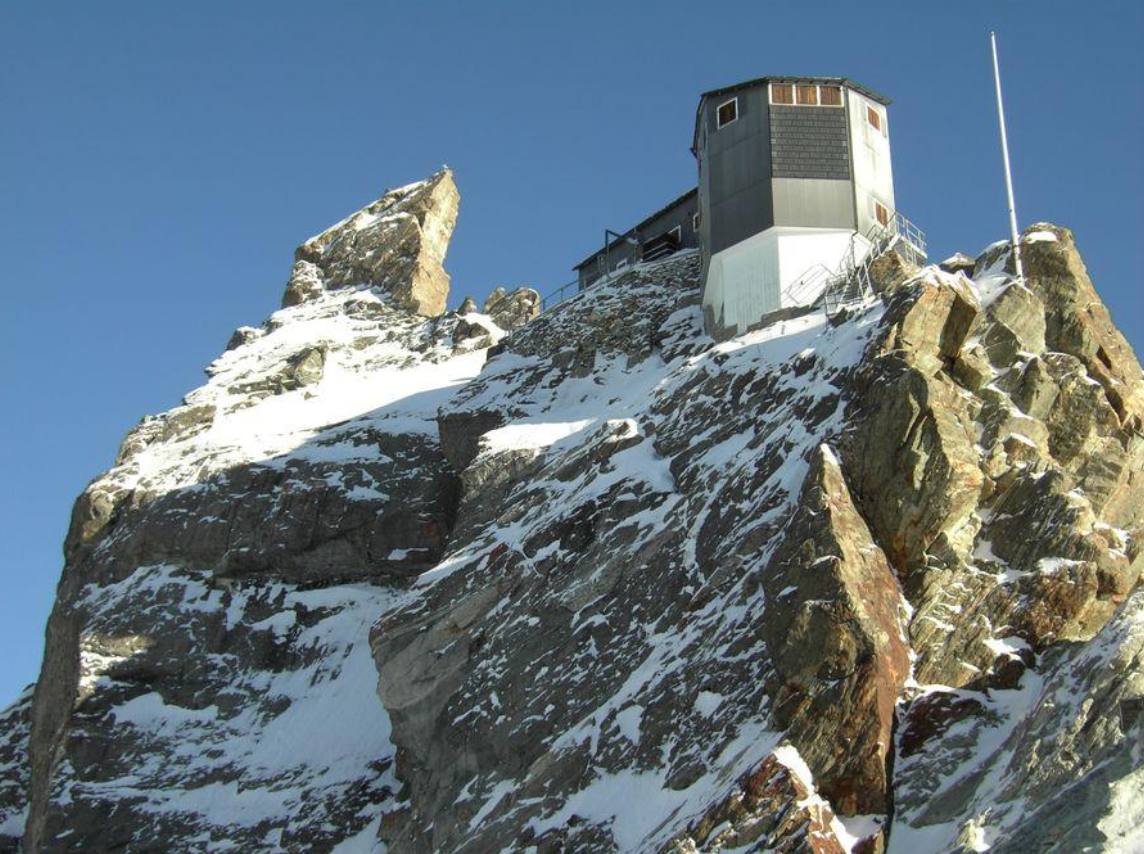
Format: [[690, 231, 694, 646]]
[[1, 173, 1141, 854]]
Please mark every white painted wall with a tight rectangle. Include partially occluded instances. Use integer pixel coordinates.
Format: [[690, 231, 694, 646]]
[[703, 226, 861, 334], [703, 228, 781, 333], [847, 89, 895, 236], [776, 228, 857, 302]]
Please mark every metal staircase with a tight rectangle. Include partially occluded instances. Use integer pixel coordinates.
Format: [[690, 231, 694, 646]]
[[819, 210, 927, 317]]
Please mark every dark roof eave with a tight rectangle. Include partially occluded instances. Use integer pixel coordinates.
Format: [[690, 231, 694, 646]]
[[700, 75, 891, 105], [690, 75, 892, 154]]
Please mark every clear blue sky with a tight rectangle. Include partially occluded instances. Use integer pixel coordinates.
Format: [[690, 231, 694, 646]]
[[1, 1, 1141, 705]]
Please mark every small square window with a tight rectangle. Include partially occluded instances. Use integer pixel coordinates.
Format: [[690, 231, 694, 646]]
[[819, 85, 842, 106], [770, 83, 794, 105], [796, 84, 818, 106], [716, 98, 738, 128], [874, 201, 891, 227], [867, 105, 882, 131]]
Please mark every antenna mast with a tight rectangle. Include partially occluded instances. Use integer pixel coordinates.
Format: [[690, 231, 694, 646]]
[[990, 31, 1023, 280]]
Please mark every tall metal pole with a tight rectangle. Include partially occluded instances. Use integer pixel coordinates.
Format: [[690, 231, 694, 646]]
[[991, 31, 1024, 280]]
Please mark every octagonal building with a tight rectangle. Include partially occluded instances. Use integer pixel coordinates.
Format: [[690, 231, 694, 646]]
[[693, 76, 897, 336]]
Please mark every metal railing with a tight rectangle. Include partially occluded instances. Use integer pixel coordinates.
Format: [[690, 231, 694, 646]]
[[781, 263, 833, 306], [888, 210, 927, 266], [540, 209, 927, 320], [539, 245, 699, 315], [540, 278, 582, 313]]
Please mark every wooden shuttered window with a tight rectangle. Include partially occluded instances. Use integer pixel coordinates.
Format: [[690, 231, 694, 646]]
[[819, 85, 842, 106], [796, 84, 818, 105], [770, 83, 794, 105], [867, 105, 882, 131], [772, 82, 845, 107]]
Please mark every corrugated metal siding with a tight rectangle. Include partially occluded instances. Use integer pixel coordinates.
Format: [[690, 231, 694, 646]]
[[770, 105, 851, 180]]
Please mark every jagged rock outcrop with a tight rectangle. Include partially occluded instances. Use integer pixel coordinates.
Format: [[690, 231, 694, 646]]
[[12, 172, 478, 853], [2, 190, 1141, 854], [483, 286, 541, 331], [284, 169, 459, 315], [761, 446, 910, 816]]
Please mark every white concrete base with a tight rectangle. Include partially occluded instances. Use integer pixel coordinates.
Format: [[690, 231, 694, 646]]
[[702, 226, 865, 336]]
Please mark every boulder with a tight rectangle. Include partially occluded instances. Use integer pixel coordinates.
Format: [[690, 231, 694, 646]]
[[940, 252, 977, 275], [225, 325, 264, 351], [876, 273, 978, 376], [867, 243, 920, 296], [285, 346, 326, 388], [845, 364, 984, 574], [451, 316, 497, 346]]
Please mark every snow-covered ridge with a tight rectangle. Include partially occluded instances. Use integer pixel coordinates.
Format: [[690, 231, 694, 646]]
[[5, 191, 1142, 854], [112, 285, 487, 498]]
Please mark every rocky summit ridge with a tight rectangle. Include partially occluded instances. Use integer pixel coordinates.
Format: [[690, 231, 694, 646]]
[[1, 172, 1141, 854]]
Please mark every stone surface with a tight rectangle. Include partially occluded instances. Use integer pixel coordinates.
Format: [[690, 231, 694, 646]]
[[3, 214, 1142, 854], [939, 252, 976, 275], [762, 447, 910, 815], [0, 688, 31, 851], [867, 244, 920, 296], [666, 752, 858, 853], [483, 285, 541, 330], [15, 171, 477, 852], [289, 169, 459, 316]]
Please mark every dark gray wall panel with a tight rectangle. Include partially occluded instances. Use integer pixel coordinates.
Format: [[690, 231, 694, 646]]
[[638, 195, 699, 250], [700, 83, 774, 255]]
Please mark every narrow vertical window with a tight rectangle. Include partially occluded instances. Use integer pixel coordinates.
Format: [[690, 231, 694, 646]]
[[716, 97, 738, 128], [796, 84, 818, 106], [866, 105, 882, 131], [819, 85, 842, 106], [770, 83, 794, 105]]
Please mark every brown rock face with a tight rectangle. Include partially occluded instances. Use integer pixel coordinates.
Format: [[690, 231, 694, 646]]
[[836, 235, 1144, 689], [1022, 223, 1144, 433], [844, 275, 985, 575], [286, 168, 459, 316], [762, 446, 910, 815]]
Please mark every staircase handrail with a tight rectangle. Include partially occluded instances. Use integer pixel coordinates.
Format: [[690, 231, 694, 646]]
[[821, 208, 927, 318], [782, 263, 834, 305]]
